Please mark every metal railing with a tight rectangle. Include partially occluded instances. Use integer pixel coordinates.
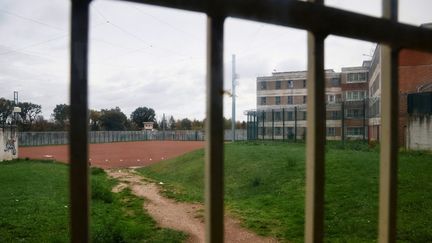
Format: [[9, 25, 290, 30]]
[[68, 0, 432, 242]]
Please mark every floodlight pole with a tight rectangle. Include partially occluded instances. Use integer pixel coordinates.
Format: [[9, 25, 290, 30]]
[[231, 54, 236, 142]]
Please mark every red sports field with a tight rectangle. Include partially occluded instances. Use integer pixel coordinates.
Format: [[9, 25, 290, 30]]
[[19, 141, 205, 169]]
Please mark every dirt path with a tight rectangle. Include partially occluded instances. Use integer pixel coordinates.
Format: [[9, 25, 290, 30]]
[[107, 169, 277, 243]]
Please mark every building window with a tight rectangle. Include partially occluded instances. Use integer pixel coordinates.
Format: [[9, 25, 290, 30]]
[[329, 111, 340, 120], [275, 111, 282, 121], [276, 80, 281, 89], [287, 111, 293, 121], [260, 82, 267, 90], [261, 97, 267, 105], [287, 96, 293, 104], [275, 127, 282, 135], [326, 127, 336, 136], [346, 91, 366, 101], [346, 109, 363, 118], [328, 95, 335, 103], [287, 127, 294, 138], [303, 96, 307, 104], [347, 127, 364, 136], [347, 72, 367, 83], [331, 78, 340, 86], [371, 74, 380, 95], [288, 80, 294, 88], [275, 96, 281, 105], [303, 80, 306, 88]]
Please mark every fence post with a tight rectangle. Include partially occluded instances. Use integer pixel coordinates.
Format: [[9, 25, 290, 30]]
[[255, 112, 258, 140], [294, 106, 298, 142], [272, 109, 274, 140], [282, 108, 285, 141], [262, 111, 265, 140], [363, 98, 367, 141], [341, 101, 345, 143]]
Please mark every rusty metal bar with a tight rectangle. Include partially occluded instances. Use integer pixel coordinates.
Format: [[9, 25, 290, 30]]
[[304, 9, 326, 243], [69, 0, 90, 242], [118, 0, 432, 53], [205, 11, 225, 243], [305, 1, 325, 242], [378, 1, 399, 242]]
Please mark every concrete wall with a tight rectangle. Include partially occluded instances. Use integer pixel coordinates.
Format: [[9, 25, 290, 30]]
[[407, 115, 432, 150], [1, 129, 18, 161]]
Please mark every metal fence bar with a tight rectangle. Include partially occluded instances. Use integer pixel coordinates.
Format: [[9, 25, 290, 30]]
[[205, 11, 225, 243], [379, 1, 399, 242], [121, 0, 432, 52], [305, 0, 325, 240], [69, 0, 90, 242]]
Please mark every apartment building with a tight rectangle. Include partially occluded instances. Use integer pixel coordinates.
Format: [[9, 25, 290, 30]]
[[249, 40, 432, 144], [340, 63, 369, 140], [367, 37, 432, 146], [254, 68, 370, 140]]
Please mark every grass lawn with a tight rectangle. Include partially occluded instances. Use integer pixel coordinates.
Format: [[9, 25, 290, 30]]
[[138, 141, 432, 242], [0, 160, 186, 243]]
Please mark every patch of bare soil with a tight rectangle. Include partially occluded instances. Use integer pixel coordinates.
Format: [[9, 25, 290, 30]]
[[107, 169, 277, 243]]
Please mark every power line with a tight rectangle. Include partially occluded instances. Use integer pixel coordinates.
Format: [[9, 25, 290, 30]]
[[92, 6, 197, 59], [130, 5, 202, 44], [0, 19, 107, 56], [0, 9, 64, 31], [0, 35, 67, 56]]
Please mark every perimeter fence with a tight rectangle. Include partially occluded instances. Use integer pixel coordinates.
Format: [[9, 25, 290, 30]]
[[18, 129, 247, 146], [246, 98, 379, 141]]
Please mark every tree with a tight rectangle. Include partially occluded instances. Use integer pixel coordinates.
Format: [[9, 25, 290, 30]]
[[179, 118, 192, 130], [99, 107, 128, 131], [191, 119, 204, 130], [159, 115, 168, 130], [89, 109, 101, 131], [168, 116, 176, 130], [18, 102, 42, 131], [52, 104, 70, 129], [130, 107, 156, 129], [0, 98, 13, 126]]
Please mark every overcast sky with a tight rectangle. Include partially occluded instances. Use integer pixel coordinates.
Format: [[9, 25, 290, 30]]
[[1, 0, 431, 122]]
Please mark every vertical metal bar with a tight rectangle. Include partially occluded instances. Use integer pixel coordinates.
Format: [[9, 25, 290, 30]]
[[294, 106, 297, 141], [282, 108, 285, 141], [379, 1, 398, 242], [205, 12, 225, 243], [272, 109, 274, 140], [341, 101, 345, 143], [255, 112, 258, 140], [262, 111, 265, 140], [305, 0, 325, 240], [69, 0, 90, 242], [363, 98, 367, 141]]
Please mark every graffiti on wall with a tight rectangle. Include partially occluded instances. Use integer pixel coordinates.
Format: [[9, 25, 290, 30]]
[[4, 137, 16, 155]]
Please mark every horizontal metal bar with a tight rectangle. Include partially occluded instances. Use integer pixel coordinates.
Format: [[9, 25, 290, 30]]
[[116, 0, 432, 52]]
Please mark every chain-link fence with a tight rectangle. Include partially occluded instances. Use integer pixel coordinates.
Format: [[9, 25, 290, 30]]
[[18, 129, 247, 146], [246, 98, 378, 141]]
